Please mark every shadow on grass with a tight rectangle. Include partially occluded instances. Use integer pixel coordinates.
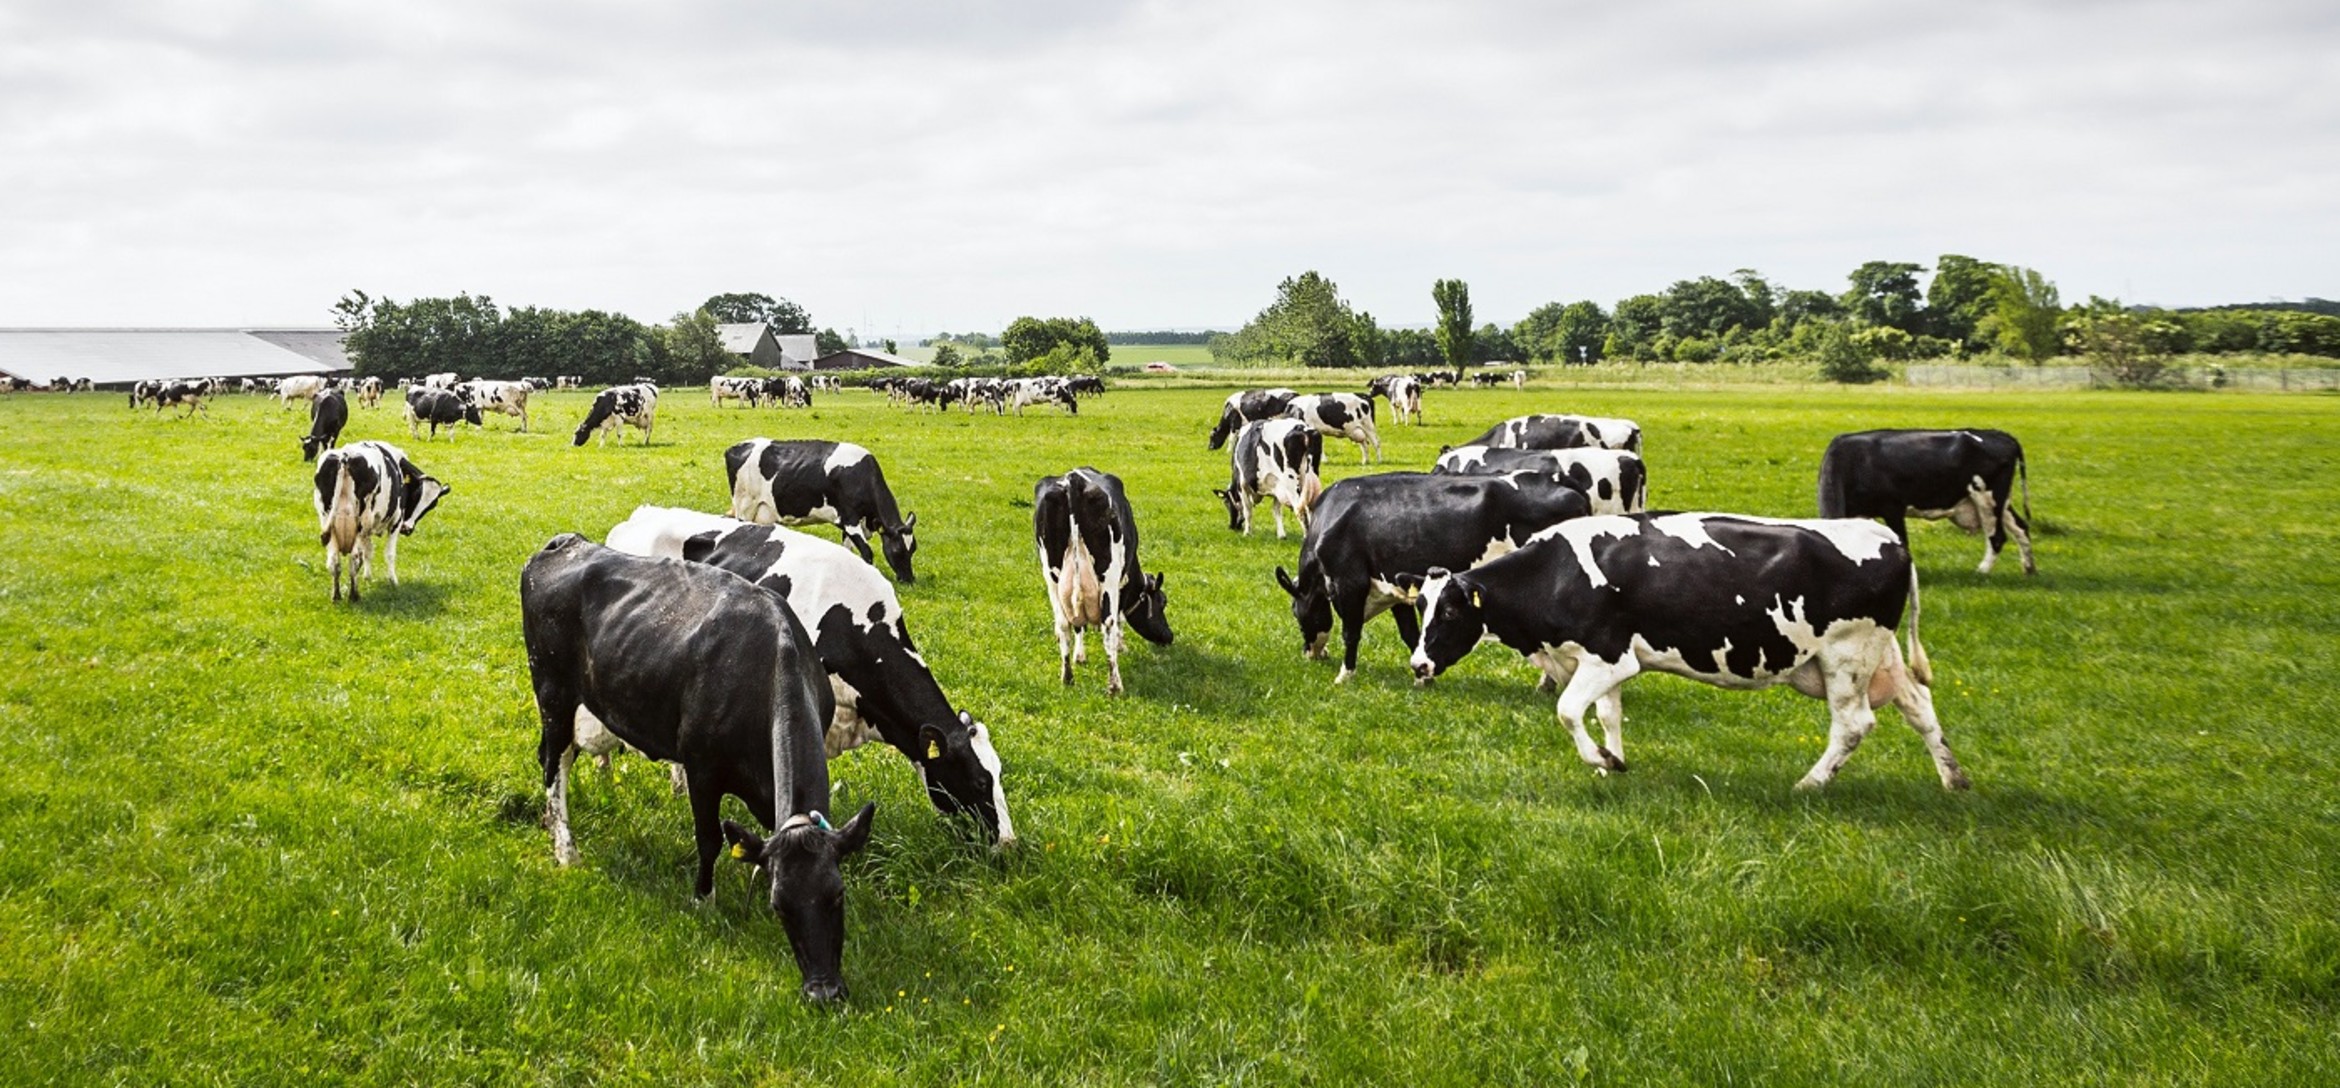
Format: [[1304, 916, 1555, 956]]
[[354, 578, 452, 618], [1122, 641, 1268, 715]]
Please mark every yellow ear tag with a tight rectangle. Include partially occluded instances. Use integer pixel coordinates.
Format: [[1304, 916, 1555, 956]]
[[1471, 589, 1482, 608], [729, 843, 746, 860], [927, 739, 942, 760]]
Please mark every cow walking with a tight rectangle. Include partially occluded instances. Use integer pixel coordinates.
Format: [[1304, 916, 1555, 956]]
[[311, 440, 449, 601], [1215, 418, 1322, 538], [405, 387, 481, 440], [1207, 388, 1299, 450], [725, 439, 919, 582], [1035, 468, 1172, 695], [1817, 428, 2036, 575]]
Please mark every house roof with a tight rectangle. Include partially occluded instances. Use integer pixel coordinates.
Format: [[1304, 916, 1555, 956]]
[[0, 328, 353, 384], [774, 334, 819, 365], [813, 348, 928, 370], [716, 323, 775, 354]]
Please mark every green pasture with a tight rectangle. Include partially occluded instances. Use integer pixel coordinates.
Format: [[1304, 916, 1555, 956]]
[[2, 383, 2336, 1084]]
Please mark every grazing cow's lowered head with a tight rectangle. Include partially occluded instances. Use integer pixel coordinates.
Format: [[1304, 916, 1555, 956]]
[[1124, 572, 1173, 646], [1403, 566, 1486, 682], [914, 711, 1009, 843], [878, 513, 918, 583], [721, 803, 876, 1003], [1274, 565, 1334, 658]]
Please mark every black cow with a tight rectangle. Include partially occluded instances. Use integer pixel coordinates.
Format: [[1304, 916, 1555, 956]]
[[1215, 417, 1322, 538], [404, 387, 481, 440], [573, 383, 659, 446], [1035, 468, 1172, 695], [1207, 388, 1299, 450], [1402, 513, 1970, 791], [1464, 413, 1642, 454], [607, 507, 1015, 845], [1817, 428, 2036, 576], [301, 390, 348, 461], [520, 536, 874, 1002], [726, 438, 919, 583], [1433, 445, 1648, 516], [1275, 472, 1590, 684]]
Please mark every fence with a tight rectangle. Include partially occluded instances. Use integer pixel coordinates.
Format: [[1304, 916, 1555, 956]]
[[1904, 364, 2340, 392]]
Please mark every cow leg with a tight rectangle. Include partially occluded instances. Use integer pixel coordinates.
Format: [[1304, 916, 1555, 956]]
[[684, 769, 723, 899], [325, 542, 343, 601], [347, 533, 367, 602], [1104, 614, 1126, 696], [1885, 648, 1970, 790], [1555, 657, 1636, 772], [843, 525, 876, 564], [1057, 620, 1077, 685], [1391, 603, 1422, 658], [1973, 486, 2006, 574], [1798, 663, 1882, 790], [535, 691, 582, 865], [381, 529, 399, 586], [1883, 510, 1910, 546], [2004, 498, 2036, 576], [1333, 597, 1368, 684]]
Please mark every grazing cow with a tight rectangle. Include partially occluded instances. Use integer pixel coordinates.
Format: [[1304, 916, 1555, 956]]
[[572, 383, 658, 447], [725, 439, 919, 582], [421, 372, 458, 390], [1207, 388, 1299, 450], [1011, 377, 1078, 416], [276, 374, 326, 410], [356, 376, 383, 409], [555, 375, 581, 389], [1215, 418, 1323, 538], [1287, 392, 1381, 464], [1465, 413, 1642, 454], [712, 375, 764, 408], [311, 440, 448, 601], [762, 375, 812, 409], [69, 377, 92, 392], [1366, 374, 1423, 425], [1401, 513, 1970, 791], [1434, 445, 1648, 516], [1034, 468, 1172, 695], [153, 380, 210, 417], [607, 507, 1015, 845], [129, 379, 164, 409], [1275, 472, 1590, 683], [457, 379, 532, 431], [1471, 372, 1505, 387], [404, 387, 481, 440], [1817, 428, 2036, 576], [519, 536, 872, 1002], [301, 390, 348, 462]]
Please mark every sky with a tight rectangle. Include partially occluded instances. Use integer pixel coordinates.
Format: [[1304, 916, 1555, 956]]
[[3, 0, 2334, 335]]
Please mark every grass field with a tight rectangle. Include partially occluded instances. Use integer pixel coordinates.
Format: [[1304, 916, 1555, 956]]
[[3, 383, 2337, 1084]]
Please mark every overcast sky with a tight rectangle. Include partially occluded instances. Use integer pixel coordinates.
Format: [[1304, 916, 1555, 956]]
[[3, 0, 2334, 334]]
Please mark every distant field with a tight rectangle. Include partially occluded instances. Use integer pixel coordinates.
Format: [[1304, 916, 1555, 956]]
[[3, 385, 2336, 1083]]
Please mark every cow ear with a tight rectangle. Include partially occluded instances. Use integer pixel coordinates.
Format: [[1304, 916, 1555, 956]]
[[834, 802, 877, 857], [1389, 572, 1425, 600], [1149, 572, 1165, 592], [1274, 566, 1300, 597], [903, 513, 917, 530], [721, 820, 769, 867], [917, 723, 947, 761]]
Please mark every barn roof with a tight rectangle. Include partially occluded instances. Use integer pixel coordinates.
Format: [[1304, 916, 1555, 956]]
[[0, 328, 352, 384], [716, 323, 774, 354], [774, 334, 819, 367], [813, 348, 928, 370]]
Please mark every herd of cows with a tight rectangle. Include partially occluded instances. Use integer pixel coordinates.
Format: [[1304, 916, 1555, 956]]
[[53, 366, 2043, 1002]]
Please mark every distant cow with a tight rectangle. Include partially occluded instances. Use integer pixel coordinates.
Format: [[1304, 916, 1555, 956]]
[[129, 379, 163, 409], [555, 375, 581, 389], [1402, 513, 1970, 792], [1215, 418, 1323, 538], [1465, 413, 1642, 454], [1207, 388, 1299, 450], [763, 375, 812, 409], [356, 376, 383, 409], [405, 387, 481, 440], [1287, 392, 1381, 464], [1817, 428, 2036, 576], [277, 374, 326, 410], [607, 506, 1016, 845], [520, 535, 873, 1003], [457, 379, 532, 431], [1010, 377, 1078, 416], [712, 375, 763, 408], [1366, 374, 1423, 425], [421, 372, 458, 390], [1275, 472, 1589, 683], [1433, 445, 1648, 516], [153, 380, 210, 417], [572, 383, 658, 447], [311, 440, 448, 601], [301, 390, 348, 462], [1035, 468, 1173, 695], [725, 438, 919, 582]]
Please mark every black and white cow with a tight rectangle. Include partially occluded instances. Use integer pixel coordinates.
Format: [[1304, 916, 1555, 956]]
[[311, 440, 448, 601], [712, 375, 764, 408], [1214, 418, 1323, 538], [356, 376, 384, 409], [277, 374, 326, 410], [129, 379, 163, 409], [1275, 472, 1590, 683], [1366, 374, 1423, 425], [725, 439, 919, 583], [1433, 445, 1648, 516], [153, 380, 210, 417], [457, 379, 532, 431], [520, 535, 873, 1002], [421, 372, 459, 390], [762, 375, 812, 409], [1011, 377, 1078, 416], [1034, 468, 1173, 695], [572, 383, 658, 447], [607, 507, 1015, 845], [301, 389, 348, 462], [1287, 392, 1382, 464], [1465, 413, 1643, 454], [1207, 388, 1299, 450], [555, 375, 582, 389], [1401, 513, 1970, 791], [405, 387, 482, 440], [1817, 428, 2036, 576]]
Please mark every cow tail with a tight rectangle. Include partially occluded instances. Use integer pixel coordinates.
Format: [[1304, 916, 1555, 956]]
[[1815, 444, 1844, 517], [1905, 560, 1932, 687], [328, 458, 360, 555], [2017, 451, 2033, 528]]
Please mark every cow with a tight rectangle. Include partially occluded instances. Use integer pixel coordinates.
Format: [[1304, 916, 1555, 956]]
[[1366, 374, 1423, 425], [276, 374, 326, 410], [519, 535, 873, 1002], [555, 375, 582, 389], [1034, 468, 1173, 695], [1214, 418, 1323, 539], [762, 375, 812, 409], [421, 372, 458, 390], [356, 376, 384, 409], [1207, 388, 1299, 450], [457, 379, 532, 431], [301, 389, 348, 462], [1400, 513, 1971, 792], [1011, 377, 1078, 416], [405, 387, 481, 440], [1433, 445, 1648, 516], [1510, 369, 1528, 389], [1465, 413, 1642, 454], [153, 380, 209, 417], [606, 506, 1015, 845], [725, 438, 919, 583], [69, 377, 92, 392], [1287, 392, 1381, 464], [572, 383, 658, 447], [129, 379, 163, 409], [1275, 472, 1590, 684], [311, 440, 449, 602], [712, 375, 764, 408], [1817, 428, 2036, 576]]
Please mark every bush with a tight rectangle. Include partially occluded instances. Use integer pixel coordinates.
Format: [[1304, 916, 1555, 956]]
[[1671, 338, 1717, 363], [1818, 323, 1888, 383]]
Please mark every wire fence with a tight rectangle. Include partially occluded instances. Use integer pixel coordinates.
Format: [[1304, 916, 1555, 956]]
[[1904, 364, 2340, 392]]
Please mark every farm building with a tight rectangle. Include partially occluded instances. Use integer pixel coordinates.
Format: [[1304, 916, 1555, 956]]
[[0, 328, 351, 385], [718, 324, 823, 371], [814, 348, 928, 370]]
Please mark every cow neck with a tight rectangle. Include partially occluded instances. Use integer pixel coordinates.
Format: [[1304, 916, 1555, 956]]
[[772, 690, 832, 826]]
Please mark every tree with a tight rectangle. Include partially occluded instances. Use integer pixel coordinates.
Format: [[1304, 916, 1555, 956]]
[[881, 338, 898, 354], [702, 292, 813, 334], [1926, 255, 1998, 351], [1553, 301, 1609, 364], [1432, 279, 1473, 373], [1842, 261, 1928, 333], [1353, 311, 1387, 368], [1215, 272, 1360, 368], [660, 310, 733, 383], [930, 342, 964, 369], [1776, 288, 1844, 329], [816, 328, 848, 356], [1732, 269, 1777, 329], [1003, 316, 1111, 366], [2065, 297, 2180, 388], [1473, 323, 1520, 364], [1661, 276, 1761, 341], [1608, 294, 1667, 360], [1987, 266, 2062, 364], [1815, 321, 1887, 383]]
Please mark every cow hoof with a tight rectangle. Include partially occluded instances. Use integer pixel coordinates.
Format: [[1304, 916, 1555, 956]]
[[1792, 775, 1827, 792], [1596, 749, 1628, 773], [1333, 667, 1352, 685], [1942, 771, 1973, 791], [1537, 675, 1557, 694], [554, 846, 580, 867]]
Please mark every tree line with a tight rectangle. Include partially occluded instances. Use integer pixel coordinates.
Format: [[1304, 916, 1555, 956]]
[[333, 290, 850, 385]]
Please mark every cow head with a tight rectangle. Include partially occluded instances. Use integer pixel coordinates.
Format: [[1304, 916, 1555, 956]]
[[879, 513, 917, 583], [1401, 567, 1486, 683], [722, 801, 876, 1003], [1211, 487, 1246, 531], [398, 466, 449, 535], [1207, 406, 1239, 450], [915, 712, 1015, 846], [1125, 572, 1173, 646], [300, 434, 331, 462], [1275, 565, 1332, 658]]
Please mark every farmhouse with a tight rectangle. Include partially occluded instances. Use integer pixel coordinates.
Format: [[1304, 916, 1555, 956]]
[[814, 348, 927, 370], [717, 324, 823, 372], [0, 327, 352, 385]]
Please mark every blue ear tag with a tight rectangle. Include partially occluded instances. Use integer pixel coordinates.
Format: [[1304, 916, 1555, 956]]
[[811, 811, 833, 831]]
